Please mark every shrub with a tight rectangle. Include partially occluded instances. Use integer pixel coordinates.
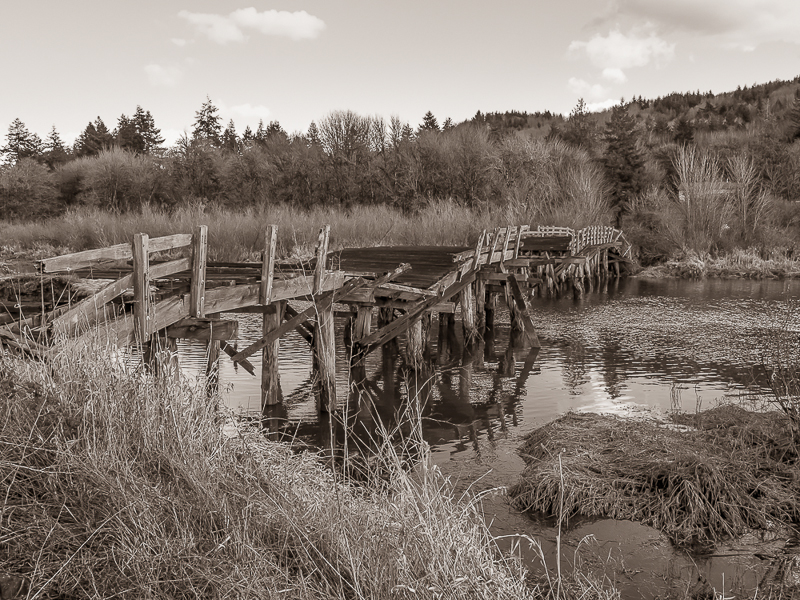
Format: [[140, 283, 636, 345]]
[[0, 158, 59, 220]]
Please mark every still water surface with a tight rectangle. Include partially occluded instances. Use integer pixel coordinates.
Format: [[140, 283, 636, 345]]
[[176, 277, 798, 599]]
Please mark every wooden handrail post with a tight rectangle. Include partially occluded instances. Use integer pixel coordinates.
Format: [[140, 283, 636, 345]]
[[132, 233, 150, 343], [261, 225, 283, 409], [312, 225, 336, 412], [190, 225, 208, 318]]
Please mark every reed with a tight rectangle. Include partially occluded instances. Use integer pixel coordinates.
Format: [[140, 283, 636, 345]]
[[0, 333, 545, 600]]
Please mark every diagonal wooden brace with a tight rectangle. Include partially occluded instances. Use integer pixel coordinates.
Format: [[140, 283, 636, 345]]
[[356, 271, 476, 356]]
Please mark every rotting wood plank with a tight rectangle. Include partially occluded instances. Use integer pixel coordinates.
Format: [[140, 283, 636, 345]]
[[190, 226, 208, 318], [506, 274, 541, 348], [132, 233, 150, 342], [220, 341, 255, 375], [261, 225, 278, 305], [38, 233, 193, 273]]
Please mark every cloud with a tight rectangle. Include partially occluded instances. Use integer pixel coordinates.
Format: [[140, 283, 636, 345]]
[[144, 64, 182, 87], [171, 38, 188, 47], [178, 11, 245, 44], [607, 0, 800, 50], [568, 77, 610, 100], [178, 8, 325, 44], [230, 8, 325, 41], [602, 67, 627, 83], [569, 26, 675, 70], [586, 99, 619, 112]]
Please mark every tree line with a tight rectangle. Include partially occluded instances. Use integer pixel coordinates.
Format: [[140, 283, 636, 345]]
[[2, 78, 800, 261]]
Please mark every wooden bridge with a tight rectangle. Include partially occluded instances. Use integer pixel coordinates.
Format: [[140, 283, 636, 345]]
[[0, 224, 630, 413]]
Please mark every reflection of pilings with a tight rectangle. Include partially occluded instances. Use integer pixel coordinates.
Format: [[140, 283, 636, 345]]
[[143, 332, 179, 378]]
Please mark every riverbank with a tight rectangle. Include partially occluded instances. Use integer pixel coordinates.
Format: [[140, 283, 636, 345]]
[[636, 248, 800, 279], [0, 336, 618, 600]]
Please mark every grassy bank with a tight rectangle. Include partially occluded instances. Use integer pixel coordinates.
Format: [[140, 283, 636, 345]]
[[635, 248, 800, 279], [0, 334, 618, 599]]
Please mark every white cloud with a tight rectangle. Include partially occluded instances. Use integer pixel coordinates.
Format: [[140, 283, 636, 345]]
[[608, 0, 800, 50], [569, 26, 675, 70], [230, 8, 325, 41], [586, 99, 619, 112], [568, 77, 609, 100], [171, 38, 188, 47], [178, 8, 325, 45], [178, 11, 246, 44], [144, 64, 182, 87], [602, 67, 627, 83]]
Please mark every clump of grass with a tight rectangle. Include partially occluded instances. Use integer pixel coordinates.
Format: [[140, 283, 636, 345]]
[[637, 247, 800, 279], [0, 334, 544, 599], [508, 409, 800, 549]]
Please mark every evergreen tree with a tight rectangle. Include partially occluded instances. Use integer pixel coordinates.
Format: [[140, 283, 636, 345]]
[[418, 111, 439, 134], [673, 116, 695, 146], [602, 103, 644, 227], [133, 106, 164, 154], [75, 117, 114, 157], [265, 120, 287, 140], [401, 123, 414, 143], [221, 119, 239, 153], [1, 118, 41, 163], [442, 117, 454, 132], [241, 125, 254, 145], [307, 121, 321, 146], [192, 96, 222, 145], [559, 98, 596, 150], [115, 113, 140, 152], [43, 125, 70, 168]]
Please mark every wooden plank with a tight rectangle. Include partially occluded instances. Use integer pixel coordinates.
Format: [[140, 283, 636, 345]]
[[284, 303, 315, 345], [358, 272, 476, 353], [506, 275, 541, 348], [313, 225, 330, 294], [261, 300, 284, 407], [481, 272, 530, 282], [220, 341, 255, 376], [166, 317, 238, 340], [38, 233, 193, 273], [151, 257, 192, 279], [51, 274, 132, 337], [374, 282, 435, 297], [132, 233, 150, 342], [190, 225, 208, 318], [261, 225, 278, 304]]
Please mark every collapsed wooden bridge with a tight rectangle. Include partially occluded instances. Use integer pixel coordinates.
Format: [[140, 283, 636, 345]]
[[0, 224, 630, 413]]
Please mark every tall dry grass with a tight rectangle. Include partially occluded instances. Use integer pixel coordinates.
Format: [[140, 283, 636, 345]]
[[0, 335, 548, 599], [0, 200, 505, 262]]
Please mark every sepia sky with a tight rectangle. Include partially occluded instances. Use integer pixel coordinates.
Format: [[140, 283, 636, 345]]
[[2, 0, 799, 145]]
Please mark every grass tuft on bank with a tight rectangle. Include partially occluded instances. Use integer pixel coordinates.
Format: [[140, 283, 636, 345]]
[[508, 408, 800, 550], [0, 335, 557, 600]]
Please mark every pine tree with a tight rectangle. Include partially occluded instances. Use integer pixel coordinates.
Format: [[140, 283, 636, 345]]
[[307, 121, 321, 146], [192, 96, 222, 145], [673, 116, 695, 146], [265, 120, 287, 140], [442, 117, 454, 132], [1, 118, 40, 163], [43, 125, 69, 168], [133, 106, 164, 154], [241, 125, 254, 145], [115, 113, 141, 152], [602, 103, 644, 227], [221, 119, 239, 152], [75, 117, 114, 157], [559, 98, 596, 150], [418, 111, 439, 134]]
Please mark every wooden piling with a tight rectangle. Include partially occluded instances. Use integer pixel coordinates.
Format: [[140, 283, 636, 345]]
[[475, 278, 486, 333], [260, 225, 282, 408], [460, 283, 478, 344], [406, 311, 430, 371], [312, 225, 336, 412], [132, 233, 150, 344]]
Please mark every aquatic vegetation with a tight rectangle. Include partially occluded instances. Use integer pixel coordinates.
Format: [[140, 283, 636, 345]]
[[508, 408, 800, 549]]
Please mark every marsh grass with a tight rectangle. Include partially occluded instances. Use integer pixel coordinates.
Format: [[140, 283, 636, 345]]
[[0, 200, 500, 263], [637, 247, 800, 279], [508, 409, 800, 550], [0, 332, 565, 599]]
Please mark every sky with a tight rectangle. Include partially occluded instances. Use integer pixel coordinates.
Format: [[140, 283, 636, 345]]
[[2, 0, 799, 146]]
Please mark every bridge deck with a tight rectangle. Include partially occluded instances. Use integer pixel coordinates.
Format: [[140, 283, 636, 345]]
[[329, 246, 470, 289]]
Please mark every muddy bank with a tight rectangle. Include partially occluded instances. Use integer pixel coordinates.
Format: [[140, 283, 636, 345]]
[[508, 408, 800, 549]]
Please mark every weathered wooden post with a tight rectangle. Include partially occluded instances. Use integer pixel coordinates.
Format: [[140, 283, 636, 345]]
[[260, 225, 284, 409], [406, 311, 430, 371], [437, 311, 451, 364], [460, 284, 478, 344], [312, 225, 337, 412], [350, 304, 372, 383], [132, 233, 150, 345], [475, 278, 486, 333]]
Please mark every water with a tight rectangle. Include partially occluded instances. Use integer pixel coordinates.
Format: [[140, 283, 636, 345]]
[[175, 276, 799, 598]]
